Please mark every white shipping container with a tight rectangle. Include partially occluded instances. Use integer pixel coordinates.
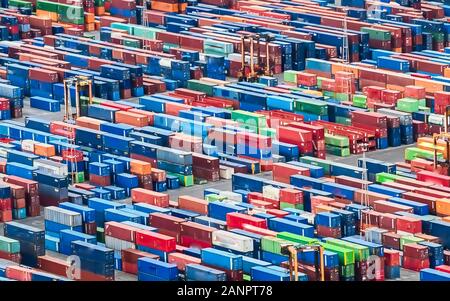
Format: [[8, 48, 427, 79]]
[[34, 159, 68, 176], [219, 191, 242, 202], [212, 230, 253, 253], [365, 227, 388, 245], [263, 185, 280, 201], [219, 166, 233, 179], [105, 236, 136, 251], [300, 212, 315, 225], [21, 140, 36, 153], [44, 206, 82, 227]]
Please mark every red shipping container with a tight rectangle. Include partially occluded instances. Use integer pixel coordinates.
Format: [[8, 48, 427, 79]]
[[403, 256, 429, 271], [416, 170, 450, 187], [404, 85, 426, 99], [29, 68, 58, 83], [5, 266, 33, 281], [296, 72, 317, 86], [316, 225, 341, 238], [403, 243, 429, 260], [180, 235, 212, 249], [396, 216, 422, 234], [278, 126, 313, 147], [311, 196, 335, 214], [149, 212, 184, 233], [384, 249, 400, 266], [382, 181, 416, 192], [0, 250, 21, 263], [334, 175, 371, 189], [379, 213, 398, 232], [131, 188, 169, 208], [242, 224, 277, 237], [373, 200, 414, 214], [279, 188, 303, 205], [288, 122, 325, 140], [177, 195, 208, 215], [167, 253, 201, 272], [435, 265, 450, 274], [89, 174, 110, 187], [180, 221, 215, 243], [382, 232, 401, 250], [84, 221, 97, 235], [272, 162, 310, 184], [265, 209, 289, 218], [37, 255, 70, 278], [414, 233, 440, 243], [249, 199, 275, 209], [104, 221, 137, 242], [135, 230, 176, 252], [402, 192, 437, 214], [226, 212, 267, 230]]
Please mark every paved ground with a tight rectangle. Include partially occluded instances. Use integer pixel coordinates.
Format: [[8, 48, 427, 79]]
[[0, 98, 421, 281]]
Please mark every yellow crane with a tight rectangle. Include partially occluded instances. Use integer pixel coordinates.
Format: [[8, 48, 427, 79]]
[[281, 243, 325, 281], [63, 76, 93, 183], [63, 75, 93, 122]]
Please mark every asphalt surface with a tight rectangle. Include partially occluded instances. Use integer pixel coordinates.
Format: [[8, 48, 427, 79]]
[[0, 96, 421, 281]]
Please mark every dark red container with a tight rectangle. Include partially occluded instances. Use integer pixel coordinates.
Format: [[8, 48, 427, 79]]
[[89, 174, 110, 187], [37, 255, 70, 278], [180, 221, 215, 243], [396, 216, 422, 234], [0, 250, 21, 263], [84, 221, 97, 235], [379, 213, 397, 232], [382, 232, 401, 250], [149, 213, 184, 233], [316, 225, 341, 238], [104, 221, 137, 242], [403, 243, 429, 260]]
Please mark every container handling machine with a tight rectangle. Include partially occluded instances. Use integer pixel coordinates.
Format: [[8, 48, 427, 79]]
[[432, 105, 450, 175], [281, 243, 325, 281], [238, 33, 275, 82]]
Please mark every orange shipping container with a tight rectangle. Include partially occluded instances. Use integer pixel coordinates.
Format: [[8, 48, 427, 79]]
[[151, 1, 179, 12], [34, 143, 55, 157], [76, 116, 104, 130], [178, 195, 208, 215], [130, 159, 152, 175], [115, 111, 148, 127], [131, 188, 169, 207], [127, 109, 154, 125], [436, 198, 450, 216]]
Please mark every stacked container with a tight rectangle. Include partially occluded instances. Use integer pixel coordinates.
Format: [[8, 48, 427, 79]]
[[402, 243, 430, 271], [316, 212, 342, 238], [4, 221, 45, 267], [0, 236, 21, 263], [2, 175, 40, 217]]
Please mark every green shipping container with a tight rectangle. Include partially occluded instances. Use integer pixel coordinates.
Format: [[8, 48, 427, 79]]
[[0, 236, 21, 253], [295, 98, 328, 115], [9, 0, 33, 8], [276, 232, 320, 245], [400, 236, 424, 249], [111, 23, 134, 34], [325, 134, 349, 147], [283, 70, 299, 84], [340, 263, 355, 277], [261, 236, 292, 255], [335, 116, 352, 125], [259, 127, 277, 139], [404, 147, 443, 161], [187, 79, 217, 96], [326, 144, 350, 157], [280, 202, 304, 210], [231, 110, 267, 130], [396, 98, 419, 113], [361, 27, 391, 41], [36, 0, 58, 12], [323, 238, 370, 261], [320, 242, 355, 265], [205, 194, 227, 202], [335, 93, 351, 102], [299, 156, 331, 175], [375, 172, 398, 183], [169, 173, 194, 187]]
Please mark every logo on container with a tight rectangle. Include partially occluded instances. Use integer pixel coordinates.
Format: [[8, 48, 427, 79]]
[[366, 255, 383, 281], [65, 0, 81, 22], [66, 255, 81, 280]]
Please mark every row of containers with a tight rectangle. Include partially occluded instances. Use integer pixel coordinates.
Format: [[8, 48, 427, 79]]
[[1, 155, 450, 281]]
